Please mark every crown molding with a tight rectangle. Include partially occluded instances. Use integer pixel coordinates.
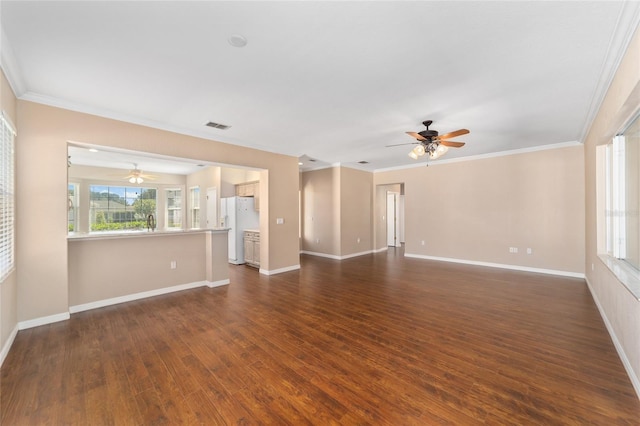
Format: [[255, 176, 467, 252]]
[[373, 141, 582, 173], [0, 27, 26, 96], [578, 1, 640, 144]]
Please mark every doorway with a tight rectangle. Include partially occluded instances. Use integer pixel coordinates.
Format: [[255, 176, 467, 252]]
[[387, 192, 401, 247]]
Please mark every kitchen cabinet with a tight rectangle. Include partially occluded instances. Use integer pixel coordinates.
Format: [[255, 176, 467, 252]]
[[235, 181, 260, 211], [244, 230, 260, 268]]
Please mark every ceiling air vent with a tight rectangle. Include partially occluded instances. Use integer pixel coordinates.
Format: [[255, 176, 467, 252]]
[[358, 161, 369, 164], [205, 121, 231, 130]]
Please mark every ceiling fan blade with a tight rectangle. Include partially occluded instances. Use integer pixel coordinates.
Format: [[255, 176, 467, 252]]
[[406, 131, 427, 141], [440, 140, 465, 148], [386, 142, 418, 147], [435, 129, 469, 140]]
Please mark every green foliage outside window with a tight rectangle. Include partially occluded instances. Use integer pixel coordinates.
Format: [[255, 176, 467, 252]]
[[89, 185, 157, 232]]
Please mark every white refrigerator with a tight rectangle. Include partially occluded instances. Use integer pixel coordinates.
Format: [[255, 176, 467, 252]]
[[220, 196, 260, 264]]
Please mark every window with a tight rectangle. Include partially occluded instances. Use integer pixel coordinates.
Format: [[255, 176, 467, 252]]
[[0, 111, 16, 282], [599, 112, 640, 298], [166, 188, 182, 229], [68, 183, 78, 232], [89, 185, 157, 232], [603, 114, 640, 269], [190, 187, 200, 229]]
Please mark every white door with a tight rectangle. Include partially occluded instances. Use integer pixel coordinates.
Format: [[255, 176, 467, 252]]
[[387, 192, 400, 247], [206, 187, 217, 228]]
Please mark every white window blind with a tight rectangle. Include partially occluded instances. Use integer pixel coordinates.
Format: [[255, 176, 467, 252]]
[[190, 187, 200, 229], [166, 188, 182, 229], [0, 111, 16, 282]]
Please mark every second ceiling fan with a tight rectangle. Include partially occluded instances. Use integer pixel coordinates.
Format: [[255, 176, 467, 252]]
[[119, 164, 158, 184], [388, 120, 469, 160]]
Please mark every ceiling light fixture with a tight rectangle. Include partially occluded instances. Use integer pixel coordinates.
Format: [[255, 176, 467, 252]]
[[401, 120, 468, 161], [408, 140, 449, 161], [129, 176, 144, 184], [228, 34, 248, 48]]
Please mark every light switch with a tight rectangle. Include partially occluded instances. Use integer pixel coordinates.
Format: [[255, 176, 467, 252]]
[[276, 217, 284, 225]]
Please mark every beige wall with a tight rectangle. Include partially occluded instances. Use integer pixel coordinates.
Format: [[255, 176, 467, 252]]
[[69, 232, 208, 306], [340, 167, 373, 255], [16, 100, 300, 323], [584, 26, 640, 392], [301, 167, 339, 255], [301, 166, 373, 257], [375, 145, 585, 274], [220, 167, 261, 198], [1, 69, 18, 360], [185, 165, 221, 229]]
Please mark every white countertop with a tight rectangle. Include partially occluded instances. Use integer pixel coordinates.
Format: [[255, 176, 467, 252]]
[[244, 229, 260, 233]]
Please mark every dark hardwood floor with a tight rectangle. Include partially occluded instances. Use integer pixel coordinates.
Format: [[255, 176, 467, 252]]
[[2, 248, 639, 424]]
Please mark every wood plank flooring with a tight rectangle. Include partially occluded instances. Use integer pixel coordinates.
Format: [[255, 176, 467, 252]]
[[2, 248, 639, 424]]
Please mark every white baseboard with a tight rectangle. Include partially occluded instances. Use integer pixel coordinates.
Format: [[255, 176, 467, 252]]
[[207, 279, 230, 288], [373, 246, 389, 253], [0, 324, 18, 367], [69, 281, 209, 314], [300, 251, 341, 260], [18, 312, 70, 330], [259, 264, 301, 275], [341, 250, 375, 259], [404, 253, 585, 279], [585, 276, 640, 400], [300, 250, 374, 260]]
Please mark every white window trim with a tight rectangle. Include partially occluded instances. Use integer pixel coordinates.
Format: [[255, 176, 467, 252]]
[[1, 110, 17, 283], [88, 184, 158, 233], [189, 186, 201, 229], [165, 187, 184, 230], [598, 111, 640, 300]]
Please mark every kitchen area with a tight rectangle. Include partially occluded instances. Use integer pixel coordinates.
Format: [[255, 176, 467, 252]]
[[221, 180, 261, 269]]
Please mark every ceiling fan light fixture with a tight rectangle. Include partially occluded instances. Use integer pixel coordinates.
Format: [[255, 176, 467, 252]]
[[129, 176, 144, 184], [429, 145, 448, 159], [408, 150, 419, 160]]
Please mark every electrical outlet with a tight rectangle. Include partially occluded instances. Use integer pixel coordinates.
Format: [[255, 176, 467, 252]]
[[527, 248, 532, 255], [316, 238, 319, 244], [509, 247, 519, 253], [421, 240, 425, 246], [357, 237, 360, 243], [170, 260, 177, 269]]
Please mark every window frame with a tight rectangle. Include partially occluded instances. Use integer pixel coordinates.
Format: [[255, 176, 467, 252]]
[[0, 111, 16, 282], [88, 184, 158, 233], [189, 186, 200, 229], [68, 182, 79, 233], [598, 110, 640, 299], [165, 187, 183, 230]]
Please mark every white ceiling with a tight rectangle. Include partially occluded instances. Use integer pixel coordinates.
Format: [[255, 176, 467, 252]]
[[2, 1, 639, 172]]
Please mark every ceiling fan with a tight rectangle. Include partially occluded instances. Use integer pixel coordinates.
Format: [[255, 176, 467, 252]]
[[120, 164, 157, 184], [387, 120, 469, 160]]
